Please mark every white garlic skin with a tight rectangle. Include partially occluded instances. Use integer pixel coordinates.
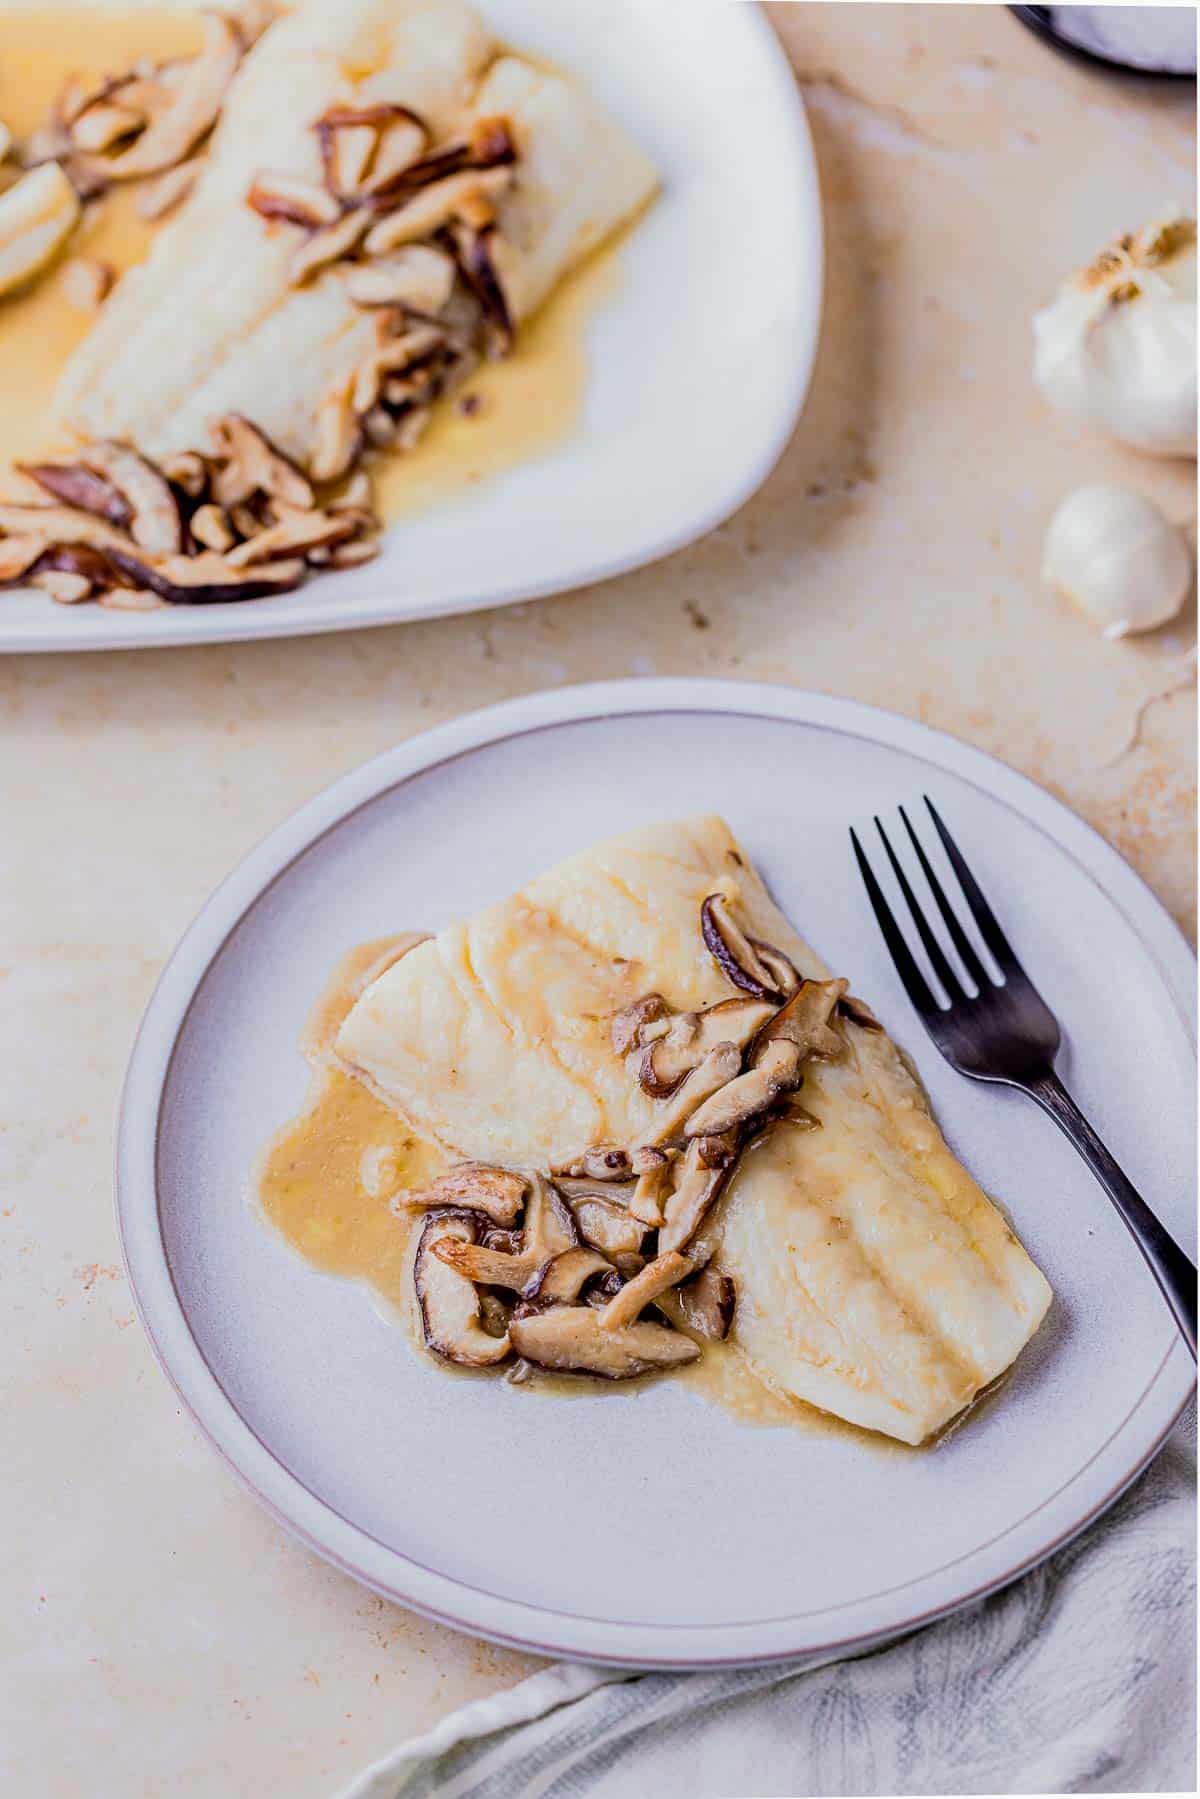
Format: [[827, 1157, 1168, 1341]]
[[1034, 214, 1197, 458], [1042, 483, 1192, 638]]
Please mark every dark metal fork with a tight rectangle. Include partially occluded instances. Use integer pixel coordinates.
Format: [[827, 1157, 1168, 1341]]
[[852, 797, 1197, 1360]]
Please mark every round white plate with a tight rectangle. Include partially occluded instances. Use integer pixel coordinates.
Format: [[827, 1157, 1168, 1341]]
[[117, 680, 1196, 1667], [1, 0, 819, 653]]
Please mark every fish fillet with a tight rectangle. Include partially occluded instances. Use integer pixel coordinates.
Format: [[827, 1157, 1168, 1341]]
[[336, 816, 1052, 1445], [56, 1, 656, 466]]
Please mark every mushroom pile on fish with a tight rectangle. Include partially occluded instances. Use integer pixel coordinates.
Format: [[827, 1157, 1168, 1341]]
[[330, 816, 1052, 1446], [0, 0, 656, 609]]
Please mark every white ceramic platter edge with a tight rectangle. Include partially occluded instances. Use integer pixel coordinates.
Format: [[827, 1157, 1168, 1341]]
[[116, 680, 1196, 1667], [1, 1, 820, 653]]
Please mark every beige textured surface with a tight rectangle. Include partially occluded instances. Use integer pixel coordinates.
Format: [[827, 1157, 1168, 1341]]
[[1, 7, 1195, 1795]]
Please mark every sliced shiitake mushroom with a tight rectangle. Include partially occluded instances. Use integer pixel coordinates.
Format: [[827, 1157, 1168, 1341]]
[[75, 441, 183, 554], [554, 1146, 633, 1183], [450, 222, 512, 353], [565, 1195, 647, 1260], [105, 546, 307, 604], [366, 115, 515, 206], [610, 992, 668, 1057], [597, 1251, 693, 1332], [638, 997, 776, 1098], [434, 1173, 577, 1290], [657, 1132, 738, 1257], [754, 978, 846, 1064], [392, 1162, 526, 1226], [363, 166, 512, 256], [701, 894, 787, 1002], [247, 170, 341, 228], [211, 414, 314, 510], [19, 460, 132, 531], [748, 936, 801, 998], [676, 1266, 736, 1341], [522, 1247, 613, 1305], [636, 1042, 743, 1148], [414, 1211, 511, 1368], [508, 1305, 698, 1381], [684, 1039, 804, 1139], [73, 12, 241, 183], [628, 1147, 674, 1226], [343, 242, 456, 312]]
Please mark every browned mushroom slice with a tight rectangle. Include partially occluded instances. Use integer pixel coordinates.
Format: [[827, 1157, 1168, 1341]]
[[748, 936, 801, 998], [553, 1146, 633, 1183], [289, 207, 371, 284], [450, 222, 512, 352], [75, 442, 183, 554], [657, 1132, 738, 1257], [414, 1212, 511, 1368], [363, 166, 512, 256], [638, 997, 776, 1097], [629, 1148, 674, 1226], [247, 171, 342, 228], [684, 1039, 804, 1139], [701, 893, 787, 1002], [508, 1305, 698, 1381], [344, 243, 457, 312], [676, 1266, 736, 1341], [225, 507, 358, 567], [19, 461, 133, 531], [162, 449, 208, 498], [637, 1042, 743, 1148], [523, 1247, 613, 1305], [565, 1195, 646, 1260], [210, 415, 314, 510], [0, 540, 118, 594], [610, 992, 668, 1057], [754, 978, 847, 1064], [105, 546, 307, 605], [369, 115, 516, 204], [838, 991, 883, 1032], [392, 1162, 526, 1226], [73, 13, 241, 183], [315, 102, 425, 197], [598, 1251, 693, 1332], [430, 1236, 530, 1291]]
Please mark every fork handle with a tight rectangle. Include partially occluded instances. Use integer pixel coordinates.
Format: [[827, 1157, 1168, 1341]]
[[1030, 1070, 1196, 1360]]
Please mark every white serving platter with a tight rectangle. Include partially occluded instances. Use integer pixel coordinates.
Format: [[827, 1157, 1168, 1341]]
[[0, 0, 820, 652], [116, 679, 1196, 1668]]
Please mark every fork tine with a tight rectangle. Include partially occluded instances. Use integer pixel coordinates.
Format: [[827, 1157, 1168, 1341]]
[[850, 828, 938, 1017], [874, 817, 966, 1005], [899, 805, 989, 991], [924, 796, 1023, 978]]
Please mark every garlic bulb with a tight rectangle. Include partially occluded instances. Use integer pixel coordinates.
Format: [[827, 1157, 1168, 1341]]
[[1034, 212, 1196, 457], [1042, 483, 1192, 638]]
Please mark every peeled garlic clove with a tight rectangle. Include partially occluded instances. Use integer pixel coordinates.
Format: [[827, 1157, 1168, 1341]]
[[1034, 213, 1196, 459], [0, 161, 81, 297], [1042, 483, 1192, 639]]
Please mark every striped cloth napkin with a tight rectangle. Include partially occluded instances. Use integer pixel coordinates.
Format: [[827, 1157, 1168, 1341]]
[[340, 1416, 1194, 1799]]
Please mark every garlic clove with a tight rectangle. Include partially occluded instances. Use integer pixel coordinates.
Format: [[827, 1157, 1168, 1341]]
[[1042, 483, 1192, 639], [1034, 213, 1197, 460]]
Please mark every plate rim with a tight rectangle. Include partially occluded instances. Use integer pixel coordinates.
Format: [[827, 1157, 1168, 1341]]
[[116, 677, 1197, 1667], [0, 3, 822, 656]]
